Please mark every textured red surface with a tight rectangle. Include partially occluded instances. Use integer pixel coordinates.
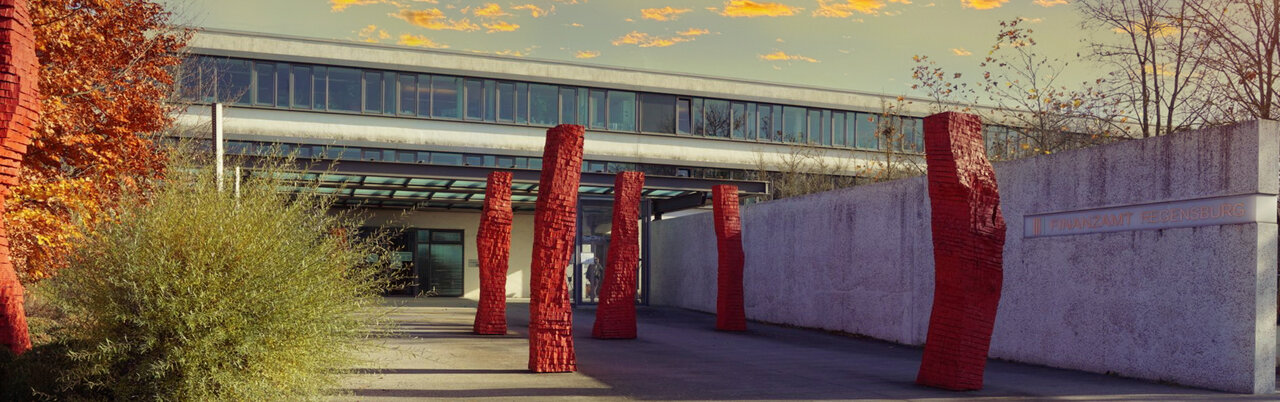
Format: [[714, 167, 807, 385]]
[[528, 124, 584, 373], [592, 171, 644, 339], [916, 112, 1005, 391], [712, 185, 746, 331], [0, 0, 37, 356], [474, 171, 513, 335]]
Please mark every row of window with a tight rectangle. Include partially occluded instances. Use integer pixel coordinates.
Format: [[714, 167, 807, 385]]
[[224, 141, 761, 181], [179, 56, 928, 152]]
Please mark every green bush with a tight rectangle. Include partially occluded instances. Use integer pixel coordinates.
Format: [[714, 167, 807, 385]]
[[12, 165, 394, 400]]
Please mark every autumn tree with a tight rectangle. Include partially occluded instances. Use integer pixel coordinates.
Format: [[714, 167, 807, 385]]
[[5, 0, 189, 281], [1184, 0, 1280, 123]]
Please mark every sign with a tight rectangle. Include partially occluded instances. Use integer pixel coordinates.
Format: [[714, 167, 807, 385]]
[[1024, 193, 1276, 238]]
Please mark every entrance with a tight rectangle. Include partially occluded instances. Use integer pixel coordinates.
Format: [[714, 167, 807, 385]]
[[571, 198, 649, 305], [414, 229, 465, 297]]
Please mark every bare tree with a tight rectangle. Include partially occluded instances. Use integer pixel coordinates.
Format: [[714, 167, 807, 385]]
[[753, 146, 858, 200], [1185, 0, 1280, 123]]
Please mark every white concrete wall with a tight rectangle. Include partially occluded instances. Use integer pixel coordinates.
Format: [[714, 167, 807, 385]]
[[650, 120, 1279, 394], [359, 209, 535, 299]]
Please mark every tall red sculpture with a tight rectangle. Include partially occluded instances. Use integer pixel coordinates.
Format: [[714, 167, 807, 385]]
[[474, 171, 513, 335], [592, 171, 644, 339], [916, 112, 1005, 391], [712, 185, 746, 331], [0, 0, 38, 356], [528, 124, 584, 373]]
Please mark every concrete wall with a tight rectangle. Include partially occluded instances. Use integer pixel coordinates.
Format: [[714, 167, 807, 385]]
[[360, 209, 535, 299], [650, 120, 1279, 394]]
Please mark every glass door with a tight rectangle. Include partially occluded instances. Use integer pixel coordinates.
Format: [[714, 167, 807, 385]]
[[414, 229, 465, 297]]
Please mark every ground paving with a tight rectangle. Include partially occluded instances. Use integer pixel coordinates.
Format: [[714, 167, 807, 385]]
[[338, 297, 1275, 401]]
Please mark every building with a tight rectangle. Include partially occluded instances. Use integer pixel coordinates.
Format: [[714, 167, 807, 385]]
[[172, 29, 1022, 303]]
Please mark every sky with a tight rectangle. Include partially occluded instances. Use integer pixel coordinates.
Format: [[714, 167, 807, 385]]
[[165, 0, 1100, 97]]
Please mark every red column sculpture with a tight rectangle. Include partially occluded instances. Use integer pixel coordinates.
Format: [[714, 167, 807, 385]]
[[916, 112, 1006, 391], [528, 124, 584, 373], [0, 0, 38, 356], [474, 171, 513, 335], [712, 185, 746, 331], [592, 171, 644, 339]]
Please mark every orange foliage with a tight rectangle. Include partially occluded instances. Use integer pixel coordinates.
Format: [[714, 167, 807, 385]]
[[6, 0, 190, 282]]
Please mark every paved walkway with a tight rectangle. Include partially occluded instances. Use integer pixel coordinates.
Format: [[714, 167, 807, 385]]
[[339, 297, 1274, 401]]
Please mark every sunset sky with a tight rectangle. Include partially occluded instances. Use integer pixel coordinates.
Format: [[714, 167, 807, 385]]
[[167, 0, 1100, 97]]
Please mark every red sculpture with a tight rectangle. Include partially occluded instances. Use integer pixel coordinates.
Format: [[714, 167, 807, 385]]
[[0, 0, 38, 356], [592, 171, 644, 339], [916, 112, 1005, 391], [712, 185, 746, 331], [528, 124, 584, 373], [474, 171, 512, 335]]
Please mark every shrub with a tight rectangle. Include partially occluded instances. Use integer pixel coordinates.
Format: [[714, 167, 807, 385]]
[[15, 165, 394, 400]]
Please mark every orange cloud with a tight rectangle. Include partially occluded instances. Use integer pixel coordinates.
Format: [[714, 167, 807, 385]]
[[356, 25, 391, 42], [471, 3, 510, 17], [677, 28, 710, 36], [611, 31, 695, 47], [1034, 0, 1067, 6], [961, 0, 1007, 9], [393, 9, 481, 31], [570, 22, 584, 27], [513, 4, 551, 17], [575, 50, 600, 58], [641, 6, 693, 21], [813, 0, 909, 17], [331, 0, 438, 12], [483, 21, 520, 32], [716, 0, 800, 17], [759, 51, 818, 62], [398, 34, 449, 48], [951, 48, 972, 56]]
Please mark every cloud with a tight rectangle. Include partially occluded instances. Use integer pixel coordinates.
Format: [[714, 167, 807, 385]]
[[398, 34, 448, 48], [392, 9, 480, 31], [575, 50, 600, 58], [470, 3, 510, 17], [759, 51, 819, 62], [357, 25, 391, 42], [513, 4, 551, 17], [611, 31, 696, 47], [677, 28, 710, 36], [483, 21, 520, 32], [812, 0, 910, 17], [951, 48, 972, 56], [331, 0, 437, 12], [1020, 17, 1043, 23], [715, 0, 800, 17], [961, 0, 1008, 9], [641, 6, 693, 21], [1034, 0, 1067, 6], [569, 22, 584, 27]]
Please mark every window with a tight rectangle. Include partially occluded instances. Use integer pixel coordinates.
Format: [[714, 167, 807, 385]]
[[807, 109, 822, 144], [398, 74, 417, 115], [214, 59, 252, 105], [484, 80, 497, 122], [327, 67, 361, 112], [730, 102, 746, 139], [577, 88, 589, 127], [607, 91, 636, 131], [589, 89, 606, 129], [757, 104, 774, 141], [431, 76, 461, 118], [704, 99, 730, 138], [560, 86, 577, 124], [833, 112, 846, 147], [433, 152, 463, 165], [639, 93, 676, 134], [783, 106, 806, 143], [692, 98, 704, 135], [515, 82, 528, 123], [464, 79, 484, 120], [903, 117, 924, 153], [676, 98, 691, 134], [855, 112, 878, 150], [821, 109, 832, 146], [744, 103, 757, 140], [312, 66, 327, 110], [529, 83, 558, 126], [254, 62, 275, 105], [364, 71, 384, 113], [292, 65, 312, 109], [497, 81, 516, 122], [276, 64, 290, 107], [383, 72, 396, 115]]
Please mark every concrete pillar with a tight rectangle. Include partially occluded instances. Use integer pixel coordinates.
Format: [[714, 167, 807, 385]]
[[0, 0, 38, 356], [474, 171, 512, 335], [713, 185, 746, 331], [592, 171, 644, 339], [528, 124, 584, 373]]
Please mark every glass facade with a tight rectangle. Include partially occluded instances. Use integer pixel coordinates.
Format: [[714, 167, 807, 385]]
[[180, 55, 947, 153]]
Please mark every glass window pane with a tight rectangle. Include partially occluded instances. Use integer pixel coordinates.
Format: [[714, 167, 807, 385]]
[[578, 88, 589, 127], [397, 74, 416, 115], [432, 76, 461, 118], [856, 112, 878, 150], [833, 111, 846, 146], [292, 66, 312, 109], [433, 152, 462, 165], [692, 98, 704, 136], [676, 98, 691, 134], [907, 117, 924, 153], [757, 104, 774, 141], [845, 112, 857, 146], [731, 102, 746, 139], [313, 66, 327, 110], [772, 105, 784, 141], [705, 99, 730, 138], [276, 63, 290, 107], [606, 91, 636, 131], [464, 154, 483, 166], [745, 103, 756, 140], [639, 93, 676, 134], [215, 59, 252, 105], [515, 82, 528, 123], [821, 109, 832, 146], [783, 106, 806, 143], [484, 80, 497, 121], [464, 79, 483, 120], [254, 62, 274, 105], [807, 109, 822, 144], [416, 74, 431, 116], [327, 67, 362, 112], [497, 81, 515, 122], [589, 89, 606, 129], [364, 71, 383, 113], [383, 72, 396, 115], [529, 83, 558, 126], [560, 86, 577, 124]]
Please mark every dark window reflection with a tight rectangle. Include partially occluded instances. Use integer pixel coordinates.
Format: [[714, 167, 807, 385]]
[[255, 62, 275, 105], [327, 67, 361, 112], [398, 74, 416, 115], [529, 83, 558, 126], [292, 65, 312, 109], [560, 86, 577, 124], [497, 81, 515, 122], [464, 79, 484, 120], [432, 76, 461, 118], [705, 99, 730, 138], [364, 71, 384, 113], [783, 106, 806, 143], [607, 91, 636, 131], [215, 59, 251, 105], [855, 112, 878, 150], [589, 89, 606, 129], [639, 93, 676, 134], [676, 98, 691, 134]]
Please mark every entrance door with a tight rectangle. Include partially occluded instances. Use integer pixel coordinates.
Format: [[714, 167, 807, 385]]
[[573, 198, 649, 305], [414, 229, 465, 297]]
